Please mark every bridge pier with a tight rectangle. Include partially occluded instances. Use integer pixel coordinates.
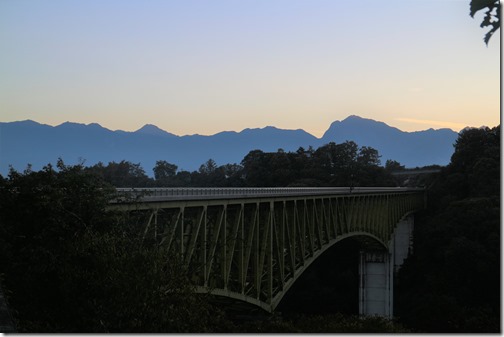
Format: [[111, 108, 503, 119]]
[[391, 215, 414, 273], [359, 214, 414, 318], [359, 250, 392, 317]]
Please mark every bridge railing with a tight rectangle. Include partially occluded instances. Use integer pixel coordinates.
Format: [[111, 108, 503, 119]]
[[112, 186, 424, 203]]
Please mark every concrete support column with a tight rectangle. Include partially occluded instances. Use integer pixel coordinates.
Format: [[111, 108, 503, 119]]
[[359, 250, 392, 317], [359, 214, 415, 318]]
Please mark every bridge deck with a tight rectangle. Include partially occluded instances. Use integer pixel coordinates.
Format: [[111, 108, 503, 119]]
[[112, 187, 423, 203]]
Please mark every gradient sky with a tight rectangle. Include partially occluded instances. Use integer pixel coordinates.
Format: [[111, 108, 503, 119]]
[[0, 0, 500, 137]]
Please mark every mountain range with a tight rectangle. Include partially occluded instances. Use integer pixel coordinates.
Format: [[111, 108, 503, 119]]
[[0, 115, 459, 176]]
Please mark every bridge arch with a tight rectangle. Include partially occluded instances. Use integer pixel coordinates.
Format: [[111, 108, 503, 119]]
[[275, 234, 383, 314], [266, 232, 390, 312], [192, 231, 390, 313], [109, 188, 424, 313]]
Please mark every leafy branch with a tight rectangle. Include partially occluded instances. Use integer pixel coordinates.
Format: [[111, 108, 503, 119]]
[[470, 0, 501, 44]]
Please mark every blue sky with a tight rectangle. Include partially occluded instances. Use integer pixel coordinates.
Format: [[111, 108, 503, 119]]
[[0, 0, 500, 137]]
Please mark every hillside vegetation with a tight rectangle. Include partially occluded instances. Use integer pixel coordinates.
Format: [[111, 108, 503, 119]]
[[395, 126, 500, 332], [85, 141, 396, 187]]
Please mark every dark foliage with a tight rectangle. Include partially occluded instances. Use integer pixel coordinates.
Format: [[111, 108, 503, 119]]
[[83, 141, 397, 188], [86, 160, 151, 187], [470, 0, 500, 44], [395, 126, 500, 333], [237, 312, 410, 333], [0, 161, 233, 332]]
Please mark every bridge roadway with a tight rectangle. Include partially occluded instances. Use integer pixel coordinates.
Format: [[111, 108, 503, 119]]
[[109, 187, 425, 315]]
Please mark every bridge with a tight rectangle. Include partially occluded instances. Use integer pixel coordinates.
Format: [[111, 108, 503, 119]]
[[109, 187, 425, 317]]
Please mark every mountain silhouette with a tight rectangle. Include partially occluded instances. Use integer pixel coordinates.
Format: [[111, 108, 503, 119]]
[[0, 116, 459, 176], [321, 115, 459, 167]]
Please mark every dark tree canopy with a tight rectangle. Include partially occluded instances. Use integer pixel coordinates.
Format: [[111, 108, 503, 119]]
[[395, 125, 500, 332], [87, 160, 150, 187], [470, 0, 500, 44], [0, 162, 232, 332], [153, 160, 178, 181]]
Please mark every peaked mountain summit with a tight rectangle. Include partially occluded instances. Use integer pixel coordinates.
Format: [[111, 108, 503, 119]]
[[322, 115, 459, 167], [0, 116, 459, 176], [135, 124, 177, 137]]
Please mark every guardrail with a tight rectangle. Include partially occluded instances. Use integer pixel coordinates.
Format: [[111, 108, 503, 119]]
[[390, 169, 441, 176], [111, 187, 423, 203]]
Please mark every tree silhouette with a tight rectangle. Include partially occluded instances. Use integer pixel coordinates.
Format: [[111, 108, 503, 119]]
[[470, 0, 500, 44], [153, 160, 178, 181], [395, 125, 500, 332]]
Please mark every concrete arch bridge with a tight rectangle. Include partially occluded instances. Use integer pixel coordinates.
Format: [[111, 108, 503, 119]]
[[109, 187, 425, 317]]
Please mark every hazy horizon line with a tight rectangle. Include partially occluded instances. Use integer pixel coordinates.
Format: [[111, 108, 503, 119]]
[[0, 114, 483, 138]]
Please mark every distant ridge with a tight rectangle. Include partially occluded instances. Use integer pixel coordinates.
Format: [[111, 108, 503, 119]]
[[0, 116, 460, 176]]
